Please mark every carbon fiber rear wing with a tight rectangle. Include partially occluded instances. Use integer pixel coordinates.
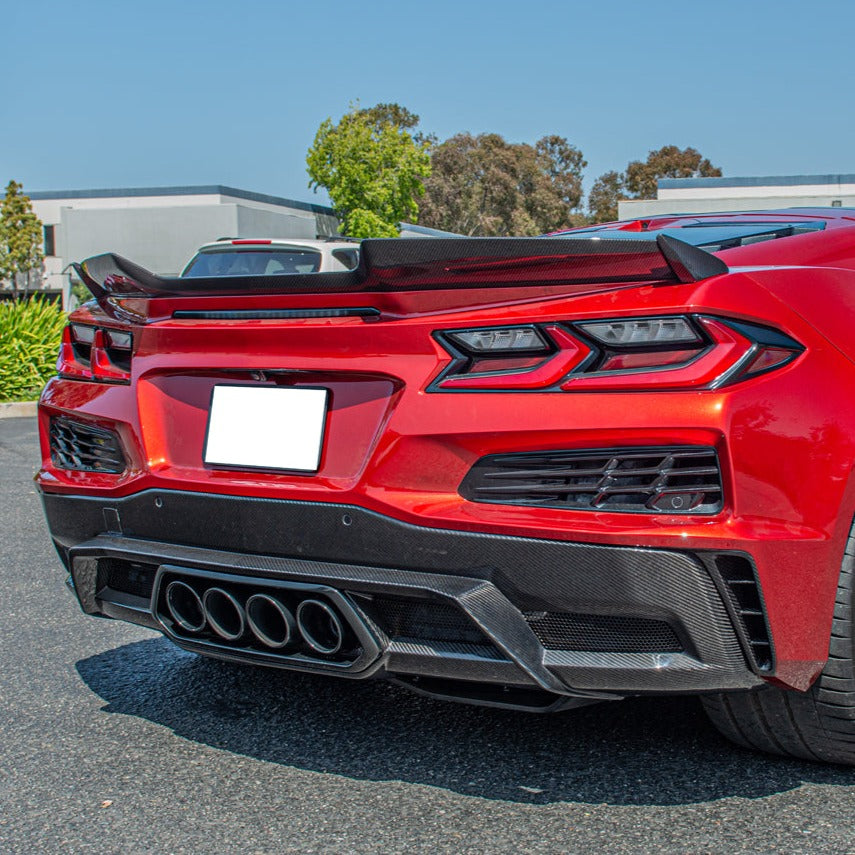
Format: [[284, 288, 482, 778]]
[[74, 234, 728, 304]]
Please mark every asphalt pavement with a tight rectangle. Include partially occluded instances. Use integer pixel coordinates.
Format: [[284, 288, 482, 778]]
[[2, 416, 855, 854]]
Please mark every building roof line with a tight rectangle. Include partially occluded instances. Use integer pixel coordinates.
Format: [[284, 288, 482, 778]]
[[659, 174, 855, 190], [26, 184, 336, 215]]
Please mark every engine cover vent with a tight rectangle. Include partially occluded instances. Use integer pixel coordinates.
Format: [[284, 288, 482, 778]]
[[460, 446, 722, 514]]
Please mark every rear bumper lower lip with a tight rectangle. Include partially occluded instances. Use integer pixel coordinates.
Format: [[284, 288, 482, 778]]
[[46, 489, 764, 698], [70, 536, 612, 700]]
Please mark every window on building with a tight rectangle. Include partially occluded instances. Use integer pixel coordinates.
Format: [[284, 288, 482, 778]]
[[43, 225, 56, 257]]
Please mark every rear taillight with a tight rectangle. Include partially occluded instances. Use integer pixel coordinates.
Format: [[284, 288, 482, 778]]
[[57, 326, 92, 379], [57, 324, 133, 383], [433, 315, 802, 392], [436, 325, 590, 390]]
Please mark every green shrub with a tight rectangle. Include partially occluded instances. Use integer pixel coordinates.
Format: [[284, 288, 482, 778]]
[[71, 281, 93, 308], [0, 298, 66, 402]]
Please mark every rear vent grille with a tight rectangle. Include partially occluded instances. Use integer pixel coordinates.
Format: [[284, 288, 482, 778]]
[[461, 446, 723, 513], [359, 595, 490, 646], [49, 418, 126, 474], [524, 612, 683, 652], [714, 554, 773, 671]]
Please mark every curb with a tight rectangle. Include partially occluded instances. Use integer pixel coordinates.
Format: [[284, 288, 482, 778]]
[[0, 401, 38, 419]]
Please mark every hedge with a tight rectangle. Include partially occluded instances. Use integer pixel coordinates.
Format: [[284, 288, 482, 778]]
[[0, 298, 66, 402]]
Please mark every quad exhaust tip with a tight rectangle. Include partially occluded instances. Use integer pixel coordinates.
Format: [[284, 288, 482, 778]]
[[296, 599, 344, 655], [162, 577, 351, 659], [246, 593, 297, 650], [202, 587, 246, 641], [165, 580, 206, 633]]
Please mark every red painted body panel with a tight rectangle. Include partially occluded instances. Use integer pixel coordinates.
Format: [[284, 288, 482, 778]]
[[38, 210, 855, 691]]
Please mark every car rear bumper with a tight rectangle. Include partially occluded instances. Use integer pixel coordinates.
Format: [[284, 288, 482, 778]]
[[43, 489, 765, 706]]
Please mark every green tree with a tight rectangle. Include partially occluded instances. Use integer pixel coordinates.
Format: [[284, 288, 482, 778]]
[[587, 170, 625, 223], [419, 133, 586, 236], [306, 104, 432, 238], [0, 181, 44, 298], [358, 102, 437, 148], [359, 102, 421, 132], [624, 145, 722, 200], [535, 135, 586, 211], [586, 146, 722, 224]]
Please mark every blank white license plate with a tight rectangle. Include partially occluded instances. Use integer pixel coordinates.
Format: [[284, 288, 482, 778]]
[[204, 385, 328, 472]]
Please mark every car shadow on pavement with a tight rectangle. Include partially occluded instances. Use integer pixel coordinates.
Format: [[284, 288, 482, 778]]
[[77, 637, 854, 806]]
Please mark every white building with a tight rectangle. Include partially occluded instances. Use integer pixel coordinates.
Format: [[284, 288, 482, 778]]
[[22, 185, 339, 304], [619, 174, 855, 219]]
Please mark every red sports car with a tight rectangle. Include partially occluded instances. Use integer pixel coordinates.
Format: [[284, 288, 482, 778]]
[[38, 209, 855, 764]]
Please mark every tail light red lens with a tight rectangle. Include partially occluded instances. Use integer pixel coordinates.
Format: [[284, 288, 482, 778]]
[[597, 349, 700, 372], [91, 329, 131, 381], [436, 325, 591, 390], [57, 324, 132, 383], [433, 315, 802, 392], [562, 317, 754, 391]]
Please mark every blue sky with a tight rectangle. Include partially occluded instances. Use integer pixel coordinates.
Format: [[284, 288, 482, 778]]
[[4, 0, 854, 206]]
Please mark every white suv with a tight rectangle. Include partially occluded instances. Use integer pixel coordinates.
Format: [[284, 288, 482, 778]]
[[181, 238, 360, 277]]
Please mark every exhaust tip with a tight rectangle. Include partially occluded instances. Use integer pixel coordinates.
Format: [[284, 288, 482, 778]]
[[296, 599, 344, 655], [203, 587, 246, 641], [165, 580, 206, 633], [246, 594, 296, 649]]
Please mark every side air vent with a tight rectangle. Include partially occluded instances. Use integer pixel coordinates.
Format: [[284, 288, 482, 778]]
[[460, 446, 723, 513], [714, 554, 773, 671], [49, 418, 126, 474], [524, 611, 683, 652]]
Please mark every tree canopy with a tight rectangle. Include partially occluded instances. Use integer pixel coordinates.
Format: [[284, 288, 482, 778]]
[[419, 132, 587, 236], [624, 145, 722, 200], [306, 104, 432, 238], [588, 146, 723, 223], [0, 181, 43, 297], [587, 170, 625, 223], [306, 102, 724, 234]]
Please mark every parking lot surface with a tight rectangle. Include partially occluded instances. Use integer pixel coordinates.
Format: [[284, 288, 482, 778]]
[[2, 416, 855, 854]]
